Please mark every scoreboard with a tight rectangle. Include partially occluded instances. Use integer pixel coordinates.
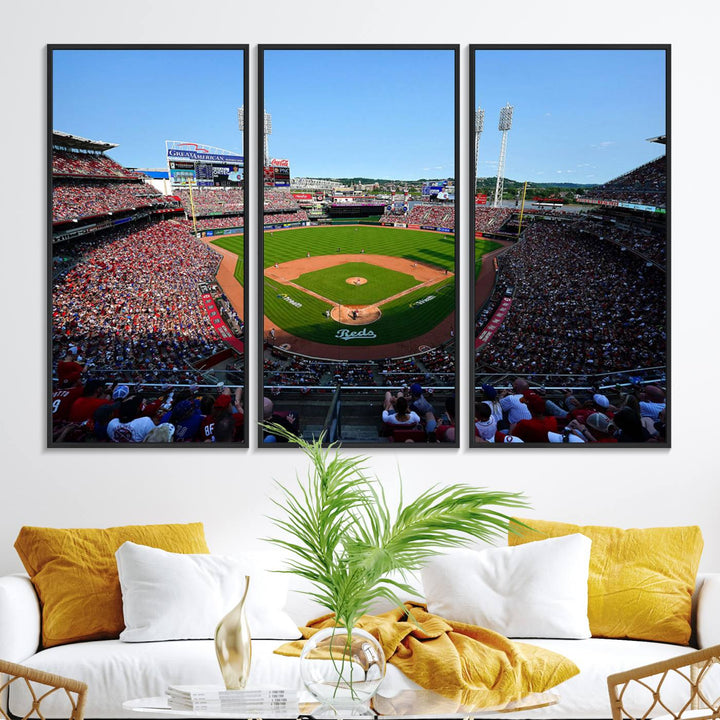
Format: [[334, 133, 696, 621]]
[[264, 159, 291, 187], [166, 141, 244, 188]]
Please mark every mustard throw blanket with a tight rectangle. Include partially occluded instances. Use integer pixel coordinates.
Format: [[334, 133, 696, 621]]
[[275, 603, 579, 710]]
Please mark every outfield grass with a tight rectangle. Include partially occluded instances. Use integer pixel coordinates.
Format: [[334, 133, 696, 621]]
[[264, 225, 455, 271], [211, 234, 244, 283], [474, 237, 503, 279], [262, 226, 456, 347], [295, 262, 418, 305]]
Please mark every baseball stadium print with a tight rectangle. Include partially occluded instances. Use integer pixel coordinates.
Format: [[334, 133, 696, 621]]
[[49, 46, 248, 446], [470, 46, 668, 447], [259, 46, 459, 447]]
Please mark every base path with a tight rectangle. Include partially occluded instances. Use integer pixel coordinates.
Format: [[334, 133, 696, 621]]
[[474, 240, 512, 313], [265, 253, 449, 285], [200, 235, 245, 320]]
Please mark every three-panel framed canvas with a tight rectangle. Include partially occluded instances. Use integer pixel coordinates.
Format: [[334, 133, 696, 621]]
[[48, 44, 668, 448]]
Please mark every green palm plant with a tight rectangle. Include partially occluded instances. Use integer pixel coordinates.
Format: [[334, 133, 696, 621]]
[[264, 425, 529, 634]]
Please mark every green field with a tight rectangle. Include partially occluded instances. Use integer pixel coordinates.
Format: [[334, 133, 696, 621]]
[[264, 225, 455, 270], [295, 262, 418, 305], [211, 234, 244, 283], [474, 237, 503, 279], [263, 226, 455, 347]]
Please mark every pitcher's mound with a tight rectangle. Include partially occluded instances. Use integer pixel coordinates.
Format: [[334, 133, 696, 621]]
[[331, 304, 381, 325], [346, 276, 368, 286]]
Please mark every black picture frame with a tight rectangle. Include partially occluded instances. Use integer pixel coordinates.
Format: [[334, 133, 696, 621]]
[[469, 45, 670, 448], [48, 44, 249, 447], [258, 45, 460, 449]]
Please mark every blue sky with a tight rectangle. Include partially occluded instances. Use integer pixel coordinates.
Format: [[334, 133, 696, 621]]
[[52, 47, 455, 181], [263, 49, 455, 179], [475, 49, 666, 184], [53, 49, 244, 169]]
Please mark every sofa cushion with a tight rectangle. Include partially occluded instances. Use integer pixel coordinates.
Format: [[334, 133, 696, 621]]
[[421, 535, 591, 639], [14, 523, 209, 648], [509, 519, 703, 645], [116, 542, 300, 641]]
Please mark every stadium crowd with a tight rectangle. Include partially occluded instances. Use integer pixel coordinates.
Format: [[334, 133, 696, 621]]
[[192, 216, 245, 231], [53, 182, 174, 222], [176, 188, 244, 215], [264, 211, 309, 225], [583, 156, 666, 207], [407, 204, 455, 229], [53, 149, 138, 179], [572, 216, 666, 267], [52, 381, 244, 444], [264, 188, 302, 211], [52, 219, 232, 387], [379, 204, 456, 230], [473, 377, 666, 444], [475, 206, 512, 233], [475, 219, 666, 377]]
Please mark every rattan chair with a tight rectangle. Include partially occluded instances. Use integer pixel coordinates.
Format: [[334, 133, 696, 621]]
[[0, 660, 87, 720], [608, 644, 720, 720]]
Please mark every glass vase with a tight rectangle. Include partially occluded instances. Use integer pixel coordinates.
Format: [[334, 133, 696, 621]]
[[214, 575, 251, 690], [299, 626, 386, 717]]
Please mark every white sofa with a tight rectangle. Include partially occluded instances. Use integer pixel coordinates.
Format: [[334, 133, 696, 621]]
[[1, 566, 719, 720]]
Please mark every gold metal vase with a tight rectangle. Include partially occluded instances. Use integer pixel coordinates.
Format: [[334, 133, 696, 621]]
[[214, 575, 252, 689]]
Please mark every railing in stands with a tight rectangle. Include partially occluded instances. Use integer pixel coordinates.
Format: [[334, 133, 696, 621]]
[[321, 384, 342, 443]]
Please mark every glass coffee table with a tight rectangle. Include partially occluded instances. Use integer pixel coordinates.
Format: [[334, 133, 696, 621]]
[[124, 688, 558, 719]]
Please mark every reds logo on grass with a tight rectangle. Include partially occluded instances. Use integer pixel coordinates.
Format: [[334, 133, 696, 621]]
[[278, 293, 302, 308], [335, 328, 377, 341]]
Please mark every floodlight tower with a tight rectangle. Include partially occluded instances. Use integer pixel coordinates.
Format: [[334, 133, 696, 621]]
[[493, 103, 514, 208], [263, 110, 272, 167], [474, 107, 485, 195]]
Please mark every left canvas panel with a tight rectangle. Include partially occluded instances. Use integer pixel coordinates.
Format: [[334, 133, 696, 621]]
[[49, 46, 248, 446]]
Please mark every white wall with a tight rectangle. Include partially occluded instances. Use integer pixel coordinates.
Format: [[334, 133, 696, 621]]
[[2, 1, 718, 576]]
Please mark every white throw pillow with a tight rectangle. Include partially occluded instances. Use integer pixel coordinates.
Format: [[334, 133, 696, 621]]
[[421, 534, 592, 639], [116, 541, 301, 642]]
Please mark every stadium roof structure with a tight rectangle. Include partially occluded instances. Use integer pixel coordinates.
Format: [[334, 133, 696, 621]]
[[647, 135, 666, 145], [52, 130, 118, 152]]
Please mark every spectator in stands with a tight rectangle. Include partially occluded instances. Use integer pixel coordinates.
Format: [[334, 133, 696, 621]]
[[107, 396, 157, 443], [382, 393, 420, 428], [499, 378, 532, 425], [474, 402, 497, 442], [478, 384, 503, 425], [52, 378, 85, 425], [436, 395, 456, 443], [56, 353, 84, 386], [511, 392, 559, 443], [68, 379, 112, 424], [262, 397, 299, 442], [638, 385, 666, 420], [200, 390, 244, 442], [583, 413, 618, 443], [408, 383, 437, 436], [612, 406, 651, 443], [163, 394, 204, 442]]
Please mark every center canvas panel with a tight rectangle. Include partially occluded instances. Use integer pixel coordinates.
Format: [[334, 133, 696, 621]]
[[259, 46, 459, 447]]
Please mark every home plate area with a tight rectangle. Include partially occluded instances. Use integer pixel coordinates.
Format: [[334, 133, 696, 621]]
[[331, 303, 382, 325]]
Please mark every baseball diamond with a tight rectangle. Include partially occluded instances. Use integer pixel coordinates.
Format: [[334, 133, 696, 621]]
[[263, 225, 457, 359]]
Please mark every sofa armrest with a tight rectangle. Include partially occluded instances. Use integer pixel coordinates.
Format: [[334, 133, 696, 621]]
[[696, 572, 720, 648], [0, 574, 41, 661]]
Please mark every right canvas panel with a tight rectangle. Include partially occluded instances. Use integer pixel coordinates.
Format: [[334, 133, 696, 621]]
[[471, 46, 668, 447]]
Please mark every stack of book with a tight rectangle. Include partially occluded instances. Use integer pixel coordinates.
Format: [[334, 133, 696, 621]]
[[165, 685, 299, 715]]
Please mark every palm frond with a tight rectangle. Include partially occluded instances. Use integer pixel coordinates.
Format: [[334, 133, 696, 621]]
[[264, 430, 530, 629]]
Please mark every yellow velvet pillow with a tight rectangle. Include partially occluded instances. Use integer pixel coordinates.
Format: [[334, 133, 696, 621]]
[[509, 519, 703, 645], [15, 523, 209, 648]]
